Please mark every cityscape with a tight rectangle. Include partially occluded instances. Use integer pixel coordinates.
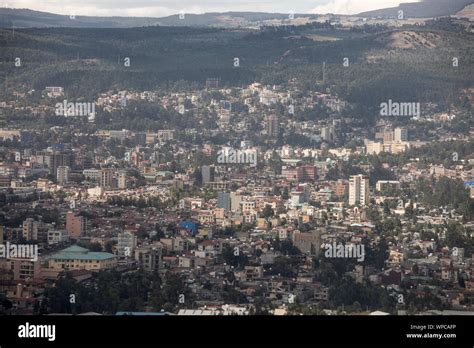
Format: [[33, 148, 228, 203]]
[[0, 0, 473, 332]]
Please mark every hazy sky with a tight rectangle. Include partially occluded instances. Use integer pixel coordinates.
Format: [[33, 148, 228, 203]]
[[2, 0, 420, 17]]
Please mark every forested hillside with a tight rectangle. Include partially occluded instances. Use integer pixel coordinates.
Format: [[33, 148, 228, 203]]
[[0, 19, 472, 109]]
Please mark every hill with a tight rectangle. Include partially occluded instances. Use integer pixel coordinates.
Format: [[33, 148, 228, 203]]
[[0, 8, 161, 28], [358, 0, 474, 18], [2, 3, 473, 30], [0, 20, 472, 110], [455, 3, 474, 19], [0, 9, 322, 29]]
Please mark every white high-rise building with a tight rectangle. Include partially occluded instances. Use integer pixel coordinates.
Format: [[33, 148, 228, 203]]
[[117, 171, 128, 189], [57, 165, 70, 184], [118, 232, 137, 257], [349, 175, 370, 206], [321, 126, 336, 142]]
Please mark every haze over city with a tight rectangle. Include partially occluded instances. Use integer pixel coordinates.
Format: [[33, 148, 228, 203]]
[[2, 0, 420, 17]]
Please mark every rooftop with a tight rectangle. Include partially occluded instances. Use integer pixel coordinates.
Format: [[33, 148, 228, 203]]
[[49, 245, 117, 261]]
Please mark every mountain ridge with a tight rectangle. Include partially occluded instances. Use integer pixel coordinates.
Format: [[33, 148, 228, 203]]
[[1, 1, 473, 29], [358, 0, 474, 18]]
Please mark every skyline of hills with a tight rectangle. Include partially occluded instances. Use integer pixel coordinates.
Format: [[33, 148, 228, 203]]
[[0, 0, 473, 29]]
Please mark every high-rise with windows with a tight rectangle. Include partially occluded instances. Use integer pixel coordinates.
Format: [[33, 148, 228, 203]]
[[66, 212, 87, 240], [217, 192, 231, 213], [57, 165, 70, 184], [201, 165, 215, 184], [100, 168, 114, 188], [349, 175, 370, 206], [266, 115, 279, 138]]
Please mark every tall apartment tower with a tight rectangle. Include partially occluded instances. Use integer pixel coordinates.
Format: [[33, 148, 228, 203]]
[[118, 231, 137, 257], [47, 151, 74, 176], [100, 169, 114, 188], [217, 192, 231, 213], [57, 165, 70, 184], [320, 126, 336, 142], [266, 115, 279, 138], [201, 165, 215, 184], [22, 218, 39, 241], [117, 171, 128, 189], [349, 175, 370, 206], [66, 212, 87, 240]]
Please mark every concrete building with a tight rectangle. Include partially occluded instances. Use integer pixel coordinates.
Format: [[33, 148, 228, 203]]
[[349, 175, 370, 206], [56, 165, 70, 184], [22, 218, 39, 241], [2, 258, 41, 281], [100, 169, 114, 188], [117, 232, 137, 257], [134, 245, 163, 272], [117, 171, 128, 189], [292, 230, 322, 257], [394, 127, 408, 142], [230, 192, 242, 212], [282, 166, 298, 181], [201, 165, 215, 184], [334, 180, 348, 197], [83, 169, 101, 182], [266, 114, 279, 138], [46, 245, 117, 272], [376, 180, 400, 192], [47, 230, 69, 245], [45, 151, 74, 176], [66, 212, 86, 240], [282, 165, 317, 182], [320, 126, 336, 142], [217, 192, 231, 213], [297, 165, 317, 182]]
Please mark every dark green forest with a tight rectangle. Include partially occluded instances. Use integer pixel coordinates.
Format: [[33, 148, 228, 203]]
[[0, 19, 472, 108]]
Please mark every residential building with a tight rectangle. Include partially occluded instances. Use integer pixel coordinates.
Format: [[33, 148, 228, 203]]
[[56, 165, 70, 184], [66, 212, 87, 240], [349, 175, 370, 206], [118, 232, 137, 257], [134, 245, 163, 272]]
